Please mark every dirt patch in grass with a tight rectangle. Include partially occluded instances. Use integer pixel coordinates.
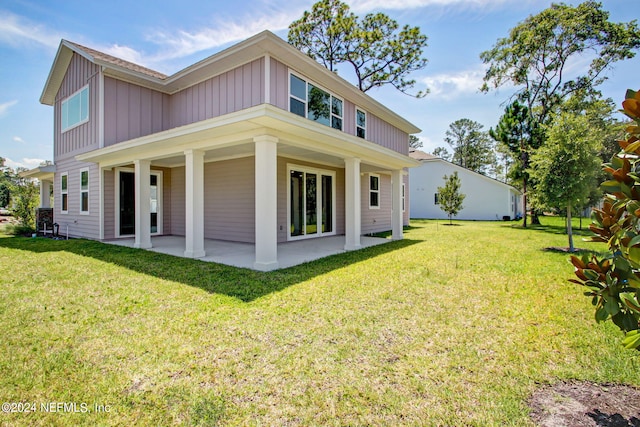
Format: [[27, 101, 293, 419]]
[[529, 381, 640, 427]]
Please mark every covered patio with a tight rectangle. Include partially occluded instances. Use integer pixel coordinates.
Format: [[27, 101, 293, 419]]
[[106, 234, 390, 270]]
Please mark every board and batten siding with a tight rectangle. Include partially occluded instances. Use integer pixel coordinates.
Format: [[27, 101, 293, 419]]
[[169, 58, 264, 129], [53, 157, 100, 239], [103, 78, 169, 147], [269, 57, 409, 155], [170, 166, 186, 237], [103, 169, 115, 239], [54, 54, 100, 160]]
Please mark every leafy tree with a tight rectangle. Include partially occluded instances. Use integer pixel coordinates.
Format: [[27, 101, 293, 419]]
[[444, 118, 496, 175], [481, 1, 640, 222], [409, 135, 423, 149], [570, 89, 640, 351], [437, 172, 465, 224], [288, 0, 428, 97], [490, 101, 539, 227], [11, 178, 38, 230], [529, 112, 602, 251], [431, 146, 451, 161]]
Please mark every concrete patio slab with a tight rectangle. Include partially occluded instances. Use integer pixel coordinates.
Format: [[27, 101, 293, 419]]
[[105, 235, 390, 270]]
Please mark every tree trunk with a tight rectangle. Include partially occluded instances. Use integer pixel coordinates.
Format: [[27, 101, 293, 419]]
[[567, 205, 574, 252], [531, 207, 541, 225]]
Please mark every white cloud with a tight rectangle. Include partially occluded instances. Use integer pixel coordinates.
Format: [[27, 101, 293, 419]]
[[100, 44, 146, 65], [12, 136, 24, 143], [0, 100, 18, 117], [145, 9, 301, 65], [0, 11, 61, 50], [421, 67, 486, 100], [4, 157, 44, 170]]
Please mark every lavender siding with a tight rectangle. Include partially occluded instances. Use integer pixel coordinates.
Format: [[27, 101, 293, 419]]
[[170, 58, 264, 129], [403, 173, 410, 226], [103, 78, 168, 147], [53, 157, 100, 239], [54, 54, 100, 160], [361, 173, 393, 235], [103, 169, 115, 239], [368, 114, 409, 155], [203, 157, 255, 243], [270, 57, 289, 110], [170, 166, 186, 237]]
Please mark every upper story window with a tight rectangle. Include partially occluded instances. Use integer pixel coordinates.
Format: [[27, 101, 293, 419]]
[[356, 109, 366, 139], [61, 86, 89, 132], [289, 73, 343, 131]]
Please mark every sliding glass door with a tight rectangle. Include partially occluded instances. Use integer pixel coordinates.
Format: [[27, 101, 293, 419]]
[[289, 166, 335, 240], [116, 169, 163, 237]]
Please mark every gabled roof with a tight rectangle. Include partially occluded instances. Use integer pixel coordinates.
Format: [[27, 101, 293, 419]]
[[409, 149, 521, 194], [40, 31, 421, 135]]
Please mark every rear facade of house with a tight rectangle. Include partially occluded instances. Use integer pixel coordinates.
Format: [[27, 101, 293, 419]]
[[38, 31, 419, 270]]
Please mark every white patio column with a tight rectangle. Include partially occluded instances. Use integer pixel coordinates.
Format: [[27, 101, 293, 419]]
[[253, 135, 279, 271], [134, 159, 152, 249], [184, 149, 205, 258], [39, 180, 51, 208], [344, 157, 361, 250], [391, 169, 404, 241]]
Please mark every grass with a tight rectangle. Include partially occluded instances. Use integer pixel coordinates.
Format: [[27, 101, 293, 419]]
[[0, 218, 638, 426]]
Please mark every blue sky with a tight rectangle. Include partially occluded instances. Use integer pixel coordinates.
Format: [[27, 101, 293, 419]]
[[1, 0, 638, 170]]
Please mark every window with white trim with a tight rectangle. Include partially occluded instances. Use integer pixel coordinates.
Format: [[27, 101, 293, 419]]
[[356, 108, 366, 139], [80, 169, 89, 213], [289, 73, 343, 131], [402, 183, 406, 212], [61, 86, 89, 132], [61, 173, 68, 213], [369, 174, 380, 209]]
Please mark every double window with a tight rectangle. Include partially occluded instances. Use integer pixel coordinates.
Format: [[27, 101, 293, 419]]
[[290, 73, 343, 131], [61, 86, 89, 132]]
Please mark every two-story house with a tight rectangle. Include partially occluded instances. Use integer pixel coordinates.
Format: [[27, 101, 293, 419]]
[[30, 30, 420, 270]]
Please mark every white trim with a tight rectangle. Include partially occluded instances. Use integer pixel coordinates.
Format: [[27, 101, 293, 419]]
[[61, 85, 89, 132], [369, 173, 381, 209], [114, 167, 163, 238], [264, 54, 271, 105], [402, 182, 406, 213], [286, 163, 337, 241], [60, 172, 68, 214], [99, 167, 104, 240], [98, 68, 105, 148], [79, 168, 90, 215]]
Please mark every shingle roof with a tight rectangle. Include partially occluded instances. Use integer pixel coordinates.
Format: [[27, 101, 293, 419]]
[[409, 149, 438, 160], [66, 41, 168, 80]]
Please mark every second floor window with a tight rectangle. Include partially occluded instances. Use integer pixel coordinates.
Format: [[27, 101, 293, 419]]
[[356, 109, 366, 139], [61, 86, 89, 132], [290, 73, 343, 131]]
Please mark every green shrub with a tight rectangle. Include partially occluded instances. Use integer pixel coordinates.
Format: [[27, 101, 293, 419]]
[[570, 89, 640, 350]]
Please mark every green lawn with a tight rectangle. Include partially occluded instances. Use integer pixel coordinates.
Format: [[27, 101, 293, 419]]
[[1, 219, 638, 426]]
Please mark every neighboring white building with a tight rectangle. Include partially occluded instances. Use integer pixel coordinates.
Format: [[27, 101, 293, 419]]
[[409, 150, 522, 221]]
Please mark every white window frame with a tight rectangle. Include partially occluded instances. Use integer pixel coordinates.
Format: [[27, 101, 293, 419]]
[[356, 108, 366, 139], [79, 168, 89, 215], [61, 85, 89, 132], [288, 71, 343, 131], [60, 172, 68, 214], [402, 183, 406, 213], [369, 173, 380, 209], [114, 168, 164, 238], [286, 164, 337, 241]]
